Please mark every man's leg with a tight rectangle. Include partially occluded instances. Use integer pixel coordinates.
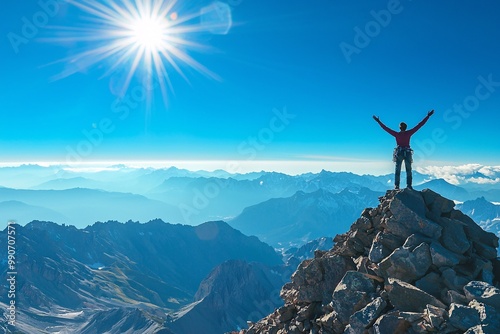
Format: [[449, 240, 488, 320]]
[[405, 154, 413, 188], [395, 155, 403, 189]]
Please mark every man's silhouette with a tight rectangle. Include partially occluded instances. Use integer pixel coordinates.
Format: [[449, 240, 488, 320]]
[[373, 110, 434, 190]]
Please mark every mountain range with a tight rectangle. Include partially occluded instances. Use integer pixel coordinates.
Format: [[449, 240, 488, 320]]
[[229, 188, 382, 248]]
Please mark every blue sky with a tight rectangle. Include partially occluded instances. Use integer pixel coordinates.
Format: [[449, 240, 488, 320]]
[[1, 0, 500, 174]]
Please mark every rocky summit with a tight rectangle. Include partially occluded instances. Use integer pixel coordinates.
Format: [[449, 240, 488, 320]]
[[232, 189, 500, 334]]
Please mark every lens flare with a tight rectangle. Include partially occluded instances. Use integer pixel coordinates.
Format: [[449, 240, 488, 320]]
[[47, 0, 226, 103]]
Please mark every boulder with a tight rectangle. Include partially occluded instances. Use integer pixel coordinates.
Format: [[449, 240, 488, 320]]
[[469, 300, 500, 331], [385, 278, 446, 312], [281, 254, 355, 304], [464, 281, 500, 309], [448, 303, 481, 331], [442, 289, 468, 306], [378, 243, 431, 283], [345, 297, 387, 333], [424, 304, 447, 330], [373, 314, 411, 334], [388, 190, 442, 239], [450, 210, 499, 248], [473, 241, 499, 260], [421, 188, 455, 214], [442, 267, 470, 291], [331, 271, 377, 325], [402, 233, 432, 250], [430, 242, 464, 268], [415, 272, 444, 298], [438, 217, 471, 254]]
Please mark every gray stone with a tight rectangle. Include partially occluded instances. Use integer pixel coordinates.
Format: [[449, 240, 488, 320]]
[[385, 278, 446, 312], [331, 271, 377, 325], [373, 314, 411, 334], [442, 267, 469, 291], [369, 239, 389, 263], [415, 272, 444, 298], [424, 304, 446, 330], [448, 303, 481, 331], [421, 188, 455, 214], [281, 254, 355, 304], [347, 297, 387, 332], [442, 289, 468, 306], [277, 304, 296, 323], [402, 233, 432, 250], [469, 300, 500, 329], [394, 189, 428, 217], [378, 243, 431, 283], [439, 217, 471, 254], [387, 195, 443, 239], [430, 242, 464, 267], [464, 281, 500, 309], [378, 231, 405, 251], [352, 216, 372, 231], [450, 210, 499, 248], [474, 241, 499, 260]]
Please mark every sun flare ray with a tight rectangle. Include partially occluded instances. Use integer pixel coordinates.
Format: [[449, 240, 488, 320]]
[[45, 0, 230, 102]]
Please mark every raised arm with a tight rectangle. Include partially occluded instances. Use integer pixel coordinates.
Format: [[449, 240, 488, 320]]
[[373, 115, 398, 137], [407, 110, 434, 135]]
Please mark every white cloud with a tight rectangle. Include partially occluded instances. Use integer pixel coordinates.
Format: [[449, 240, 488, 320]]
[[416, 164, 500, 185]]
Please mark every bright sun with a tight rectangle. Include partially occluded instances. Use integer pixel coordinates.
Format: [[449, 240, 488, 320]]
[[130, 16, 168, 50], [51, 0, 221, 102]]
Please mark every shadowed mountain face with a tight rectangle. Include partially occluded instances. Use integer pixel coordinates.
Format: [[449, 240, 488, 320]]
[[229, 188, 382, 247], [168, 260, 286, 334], [234, 189, 500, 334], [0, 220, 282, 333]]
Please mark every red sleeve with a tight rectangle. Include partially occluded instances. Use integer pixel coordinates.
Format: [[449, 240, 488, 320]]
[[378, 121, 398, 137], [407, 115, 430, 135]]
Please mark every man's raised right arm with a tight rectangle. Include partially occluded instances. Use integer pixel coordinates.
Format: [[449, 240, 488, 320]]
[[373, 115, 398, 136]]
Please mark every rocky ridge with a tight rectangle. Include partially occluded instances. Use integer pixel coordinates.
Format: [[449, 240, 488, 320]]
[[233, 189, 500, 334]]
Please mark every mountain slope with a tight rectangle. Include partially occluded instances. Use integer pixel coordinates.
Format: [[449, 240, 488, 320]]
[[415, 178, 470, 201], [0, 200, 68, 223], [230, 188, 382, 247], [0, 187, 184, 227], [169, 260, 285, 334], [0, 220, 282, 333]]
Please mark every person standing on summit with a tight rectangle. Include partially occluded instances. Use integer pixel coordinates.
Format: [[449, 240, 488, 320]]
[[373, 110, 434, 190]]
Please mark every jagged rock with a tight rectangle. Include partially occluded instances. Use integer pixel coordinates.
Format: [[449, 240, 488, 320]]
[[378, 242, 431, 282], [448, 303, 481, 331], [402, 233, 432, 250], [464, 324, 497, 334], [443, 289, 468, 306], [430, 241, 464, 267], [421, 189, 455, 215], [295, 303, 319, 322], [388, 191, 442, 239], [281, 254, 355, 304], [344, 297, 387, 333], [277, 305, 296, 323], [424, 304, 447, 330], [450, 210, 499, 248], [238, 189, 500, 334], [442, 267, 470, 291], [464, 281, 500, 309], [469, 300, 500, 331], [474, 241, 499, 260], [331, 271, 377, 325], [369, 232, 390, 263], [415, 272, 444, 298], [438, 217, 471, 254], [373, 314, 411, 334], [386, 278, 446, 312]]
